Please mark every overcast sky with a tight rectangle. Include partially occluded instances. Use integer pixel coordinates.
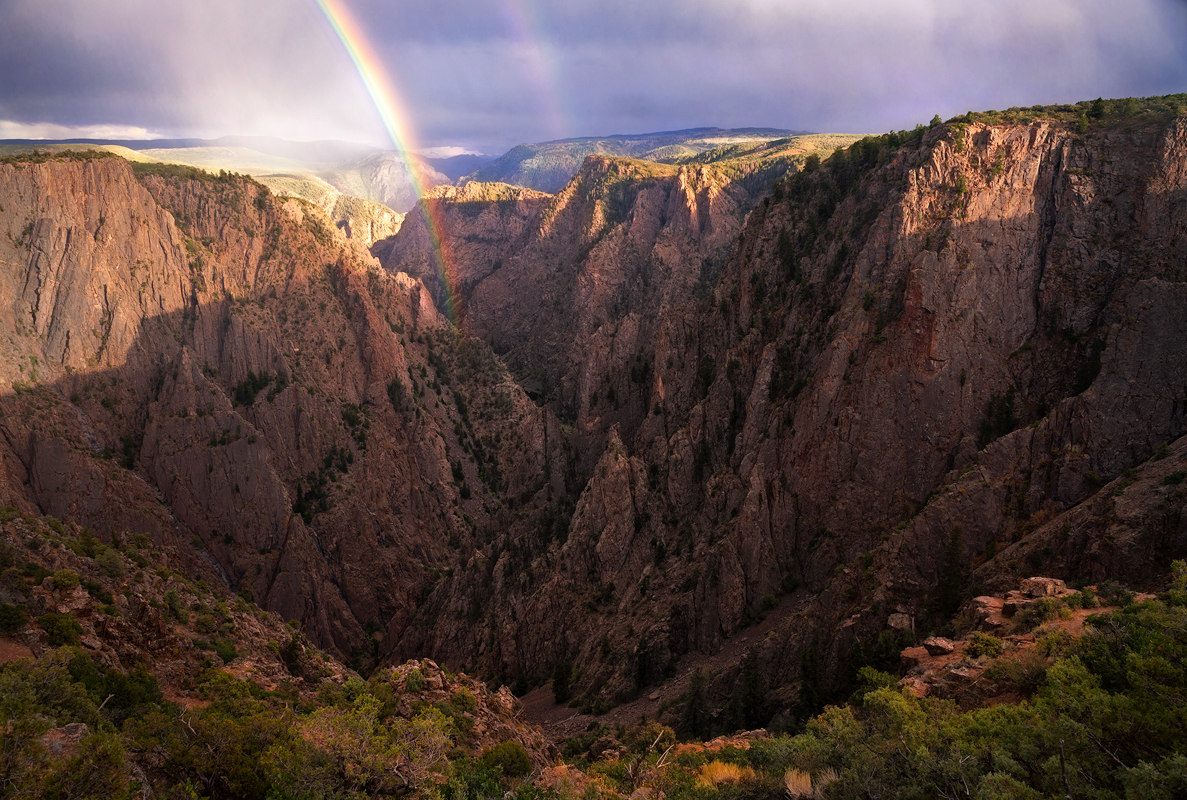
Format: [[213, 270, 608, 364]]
[[1, 0, 1184, 155]]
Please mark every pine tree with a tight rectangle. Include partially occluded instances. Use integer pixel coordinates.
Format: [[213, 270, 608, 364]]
[[728, 646, 767, 730], [936, 525, 965, 616], [552, 659, 573, 704], [796, 632, 825, 720], [678, 668, 712, 740]]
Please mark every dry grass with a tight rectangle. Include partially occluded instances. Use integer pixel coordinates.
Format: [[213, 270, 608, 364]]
[[784, 770, 813, 798], [697, 761, 757, 788], [784, 768, 838, 799]]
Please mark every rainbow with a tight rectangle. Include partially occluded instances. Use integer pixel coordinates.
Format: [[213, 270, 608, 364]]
[[498, 0, 570, 142], [312, 0, 460, 322]]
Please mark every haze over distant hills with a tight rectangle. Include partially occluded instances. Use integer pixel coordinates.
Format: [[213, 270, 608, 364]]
[[0, 127, 812, 204], [470, 127, 810, 192]]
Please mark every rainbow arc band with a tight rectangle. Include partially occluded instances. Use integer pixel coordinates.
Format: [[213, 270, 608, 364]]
[[313, 0, 459, 322]]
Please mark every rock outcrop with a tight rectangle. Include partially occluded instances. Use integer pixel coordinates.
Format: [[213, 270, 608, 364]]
[[0, 154, 568, 663], [381, 156, 762, 477], [398, 112, 1187, 708]]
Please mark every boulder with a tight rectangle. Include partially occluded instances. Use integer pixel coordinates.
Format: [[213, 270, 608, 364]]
[[1020, 577, 1068, 597], [969, 596, 1005, 629], [923, 636, 956, 656], [1002, 591, 1033, 617], [899, 676, 931, 698], [42, 723, 88, 758], [900, 646, 930, 671]]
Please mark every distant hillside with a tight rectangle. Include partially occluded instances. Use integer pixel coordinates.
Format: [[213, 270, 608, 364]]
[[0, 142, 160, 162], [0, 137, 449, 214], [424, 153, 497, 181], [314, 151, 450, 213], [467, 127, 809, 192], [256, 172, 404, 246], [137, 146, 314, 174], [0, 134, 380, 164]]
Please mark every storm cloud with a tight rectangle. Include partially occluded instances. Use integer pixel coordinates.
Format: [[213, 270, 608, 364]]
[[1, 0, 1184, 153]]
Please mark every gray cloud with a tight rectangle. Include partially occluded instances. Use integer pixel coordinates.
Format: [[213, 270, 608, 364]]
[[1, 0, 1183, 153]]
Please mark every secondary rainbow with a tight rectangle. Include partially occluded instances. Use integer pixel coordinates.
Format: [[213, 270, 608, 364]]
[[499, 0, 571, 142], [312, 0, 461, 322]]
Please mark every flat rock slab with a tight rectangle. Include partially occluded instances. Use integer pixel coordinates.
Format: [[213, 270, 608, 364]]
[[1020, 577, 1068, 597], [900, 646, 931, 670], [923, 636, 957, 655]]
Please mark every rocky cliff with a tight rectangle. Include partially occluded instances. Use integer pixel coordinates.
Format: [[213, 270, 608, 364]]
[[3, 101, 1186, 728], [256, 172, 404, 247], [0, 152, 568, 665], [381, 156, 769, 479], [397, 108, 1187, 712], [319, 151, 451, 214]]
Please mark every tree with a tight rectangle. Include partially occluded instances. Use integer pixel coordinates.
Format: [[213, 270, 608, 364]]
[[477, 741, 532, 778], [797, 632, 826, 719], [936, 525, 965, 616], [303, 698, 451, 797], [728, 647, 768, 730], [551, 659, 573, 704], [678, 668, 712, 741]]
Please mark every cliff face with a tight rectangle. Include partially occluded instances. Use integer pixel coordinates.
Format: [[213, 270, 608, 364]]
[[381, 157, 757, 477], [0, 154, 567, 663], [373, 181, 553, 319], [3, 109, 1186, 722], [402, 115, 1187, 705]]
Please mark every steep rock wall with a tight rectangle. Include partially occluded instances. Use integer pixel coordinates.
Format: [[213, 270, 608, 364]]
[[406, 115, 1187, 706], [0, 155, 568, 662]]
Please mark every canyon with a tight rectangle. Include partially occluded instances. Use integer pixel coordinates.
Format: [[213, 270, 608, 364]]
[[1, 100, 1185, 728]]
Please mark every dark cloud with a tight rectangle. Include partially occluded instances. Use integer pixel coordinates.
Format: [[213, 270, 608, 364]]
[[1, 0, 1184, 153]]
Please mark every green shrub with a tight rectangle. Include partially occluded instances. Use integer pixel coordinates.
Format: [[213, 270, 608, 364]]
[[1097, 581, 1134, 607], [82, 580, 113, 604], [0, 603, 27, 633], [1164, 560, 1187, 607], [1036, 629, 1077, 657], [983, 649, 1049, 693], [406, 667, 425, 692], [52, 569, 80, 591], [478, 740, 532, 778], [164, 588, 188, 623], [452, 687, 478, 714], [95, 548, 126, 579], [1015, 597, 1071, 631], [213, 638, 238, 663], [1067, 587, 1097, 609], [39, 612, 82, 646], [22, 562, 51, 586], [966, 632, 1004, 658]]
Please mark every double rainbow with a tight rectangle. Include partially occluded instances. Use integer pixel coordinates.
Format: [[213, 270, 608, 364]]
[[313, 0, 460, 322]]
